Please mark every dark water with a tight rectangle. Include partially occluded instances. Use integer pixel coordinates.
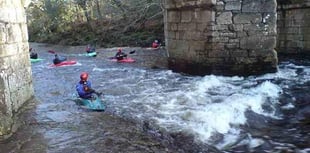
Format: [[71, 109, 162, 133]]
[[0, 43, 309, 153]]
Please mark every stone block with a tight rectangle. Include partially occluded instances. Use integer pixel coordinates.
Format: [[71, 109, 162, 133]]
[[243, 24, 263, 31], [186, 31, 204, 40], [229, 39, 239, 43], [0, 43, 19, 58], [167, 31, 176, 39], [181, 11, 192, 23], [0, 22, 9, 43], [197, 0, 216, 6], [195, 10, 214, 23], [225, 1, 242, 11], [21, 23, 29, 41], [167, 0, 216, 9], [233, 13, 262, 24], [220, 32, 236, 38], [7, 24, 23, 43], [210, 37, 229, 43], [167, 11, 181, 23], [208, 49, 229, 57], [175, 40, 189, 54], [225, 43, 239, 49], [189, 41, 205, 51], [212, 25, 229, 31], [241, 35, 276, 50], [196, 23, 208, 32], [178, 23, 196, 31], [168, 23, 178, 31], [164, 0, 176, 9], [230, 50, 249, 57], [216, 12, 233, 24], [242, 0, 276, 13], [237, 32, 248, 37], [228, 24, 243, 32]]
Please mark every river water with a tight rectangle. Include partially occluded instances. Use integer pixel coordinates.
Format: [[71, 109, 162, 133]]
[[0, 43, 309, 153]]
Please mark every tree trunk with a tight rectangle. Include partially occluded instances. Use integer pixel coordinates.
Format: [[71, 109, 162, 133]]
[[95, 0, 102, 19]]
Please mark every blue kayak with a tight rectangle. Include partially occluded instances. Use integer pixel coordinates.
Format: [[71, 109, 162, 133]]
[[76, 94, 105, 111], [85, 52, 97, 57]]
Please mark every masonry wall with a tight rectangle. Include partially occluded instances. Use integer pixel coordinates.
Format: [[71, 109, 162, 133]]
[[0, 0, 33, 136], [277, 1, 310, 55], [164, 0, 278, 76]]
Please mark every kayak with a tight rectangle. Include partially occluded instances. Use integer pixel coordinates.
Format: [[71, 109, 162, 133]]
[[85, 52, 97, 57], [76, 94, 105, 111], [30, 58, 44, 63], [111, 57, 135, 63], [50, 60, 77, 67]]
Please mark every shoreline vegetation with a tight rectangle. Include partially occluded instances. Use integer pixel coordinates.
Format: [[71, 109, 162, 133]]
[[27, 0, 164, 48]]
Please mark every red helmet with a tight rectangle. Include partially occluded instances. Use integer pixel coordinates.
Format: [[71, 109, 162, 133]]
[[80, 72, 88, 81]]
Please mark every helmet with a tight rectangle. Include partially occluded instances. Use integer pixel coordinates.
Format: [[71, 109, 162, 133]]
[[80, 72, 88, 81], [118, 48, 122, 52], [155, 40, 158, 43]]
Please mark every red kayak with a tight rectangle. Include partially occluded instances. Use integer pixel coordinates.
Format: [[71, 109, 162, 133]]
[[50, 60, 77, 67], [111, 57, 135, 63]]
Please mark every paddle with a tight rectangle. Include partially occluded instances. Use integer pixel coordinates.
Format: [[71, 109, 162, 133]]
[[129, 50, 136, 54], [48, 50, 56, 54], [95, 91, 103, 97]]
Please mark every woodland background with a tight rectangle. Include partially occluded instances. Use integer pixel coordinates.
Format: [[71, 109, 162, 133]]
[[27, 0, 164, 47]]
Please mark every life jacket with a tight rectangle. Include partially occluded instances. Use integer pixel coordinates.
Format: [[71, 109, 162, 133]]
[[152, 42, 159, 48], [53, 55, 67, 64], [30, 52, 38, 59], [76, 81, 92, 98]]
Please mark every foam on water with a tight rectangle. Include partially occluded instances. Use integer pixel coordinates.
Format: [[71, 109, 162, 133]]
[[124, 72, 283, 149], [93, 61, 309, 150]]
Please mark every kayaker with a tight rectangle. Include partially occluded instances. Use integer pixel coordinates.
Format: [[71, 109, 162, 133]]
[[85, 44, 96, 53], [53, 54, 67, 65], [29, 48, 38, 59], [152, 40, 160, 49], [76, 72, 99, 99], [115, 48, 127, 60]]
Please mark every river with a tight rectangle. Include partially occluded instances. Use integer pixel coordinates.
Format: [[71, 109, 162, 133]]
[[0, 43, 309, 153]]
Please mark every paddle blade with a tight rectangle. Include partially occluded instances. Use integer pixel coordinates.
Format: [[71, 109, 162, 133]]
[[129, 50, 136, 54], [48, 50, 56, 54]]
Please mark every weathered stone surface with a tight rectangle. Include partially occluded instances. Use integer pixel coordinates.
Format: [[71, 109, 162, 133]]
[[233, 14, 262, 24], [165, 0, 216, 9], [0, 0, 33, 138], [242, 0, 276, 13], [277, 2, 310, 56], [164, 0, 278, 76], [217, 12, 233, 24], [241, 35, 276, 49], [225, 1, 242, 11]]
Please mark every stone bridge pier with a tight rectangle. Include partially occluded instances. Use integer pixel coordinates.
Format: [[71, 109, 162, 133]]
[[164, 0, 278, 76], [0, 0, 33, 137]]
